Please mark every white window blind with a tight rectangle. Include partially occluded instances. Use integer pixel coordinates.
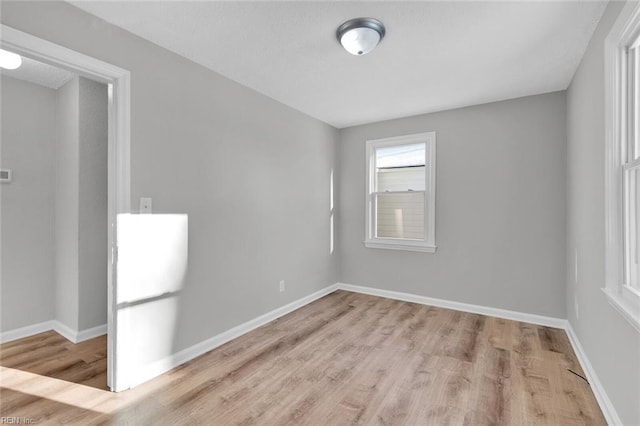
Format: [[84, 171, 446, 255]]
[[374, 144, 426, 240]]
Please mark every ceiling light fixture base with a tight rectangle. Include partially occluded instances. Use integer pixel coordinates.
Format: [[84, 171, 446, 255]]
[[336, 18, 386, 56]]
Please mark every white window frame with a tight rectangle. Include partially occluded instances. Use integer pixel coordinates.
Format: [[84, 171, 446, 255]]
[[604, 1, 640, 333], [364, 132, 436, 253]]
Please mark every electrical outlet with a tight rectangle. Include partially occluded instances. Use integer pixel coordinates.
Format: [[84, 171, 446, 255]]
[[574, 295, 579, 320], [279, 280, 285, 292]]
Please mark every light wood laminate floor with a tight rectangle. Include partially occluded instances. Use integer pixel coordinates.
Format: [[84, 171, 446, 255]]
[[0, 291, 605, 425]]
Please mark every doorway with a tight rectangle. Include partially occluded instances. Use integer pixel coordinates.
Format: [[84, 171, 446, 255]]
[[1, 24, 130, 391]]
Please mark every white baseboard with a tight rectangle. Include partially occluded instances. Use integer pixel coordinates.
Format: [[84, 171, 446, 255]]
[[75, 323, 108, 343], [52, 320, 78, 343], [129, 283, 340, 388], [0, 320, 56, 344], [53, 321, 107, 344], [336, 283, 566, 328], [0, 320, 107, 344], [565, 322, 622, 426]]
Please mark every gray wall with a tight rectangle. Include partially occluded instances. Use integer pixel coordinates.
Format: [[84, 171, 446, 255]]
[[55, 77, 80, 330], [1, 1, 339, 354], [0, 76, 56, 331], [566, 1, 640, 424], [1, 74, 108, 335], [77, 77, 108, 330], [55, 76, 113, 332], [338, 92, 567, 318], [1, 74, 108, 334]]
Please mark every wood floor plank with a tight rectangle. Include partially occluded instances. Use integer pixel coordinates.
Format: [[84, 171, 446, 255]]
[[297, 301, 429, 425], [0, 291, 606, 425], [217, 295, 403, 425]]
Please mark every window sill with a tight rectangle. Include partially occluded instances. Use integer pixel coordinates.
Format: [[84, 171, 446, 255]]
[[364, 240, 437, 253], [602, 287, 640, 333]]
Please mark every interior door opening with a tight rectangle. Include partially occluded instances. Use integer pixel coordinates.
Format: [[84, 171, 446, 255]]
[[1, 55, 109, 388], [1, 24, 131, 392]]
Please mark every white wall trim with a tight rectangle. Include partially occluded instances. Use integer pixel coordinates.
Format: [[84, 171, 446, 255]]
[[51, 321, 78, 343], [336, 282, 566, 328], [55, 322, 107, 343], [565, 322, 623, 426], [129, 283, 340, 388], [76, 324, 108, 343], [364, 241, 437, 253], [0, 321, 56, 344], [0, 321, 107, 344], [602, 287, 640, 334]]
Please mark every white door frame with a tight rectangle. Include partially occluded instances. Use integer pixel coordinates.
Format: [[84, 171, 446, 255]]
[[1, 25, 131, 391]]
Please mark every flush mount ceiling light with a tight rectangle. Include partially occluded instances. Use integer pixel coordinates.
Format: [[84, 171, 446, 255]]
[[0, 48, 22, 70], [336, 18, 385, 56]]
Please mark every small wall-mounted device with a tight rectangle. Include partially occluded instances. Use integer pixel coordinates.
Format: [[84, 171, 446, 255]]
[[0, 169, 12, 183]]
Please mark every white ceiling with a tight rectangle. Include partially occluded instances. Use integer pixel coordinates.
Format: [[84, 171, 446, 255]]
[[70, 1, 607, 128], [2, 55, 75, 90]]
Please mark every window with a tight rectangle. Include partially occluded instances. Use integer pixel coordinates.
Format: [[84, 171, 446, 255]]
[[365, 132, 436, 252], [624, 36, 640, 293], [604, 1, 640, 332]]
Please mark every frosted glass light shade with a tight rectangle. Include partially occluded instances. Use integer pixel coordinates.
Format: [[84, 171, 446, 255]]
[[0, 49, 22, 70], [337, 18, 385, 56], [340, 27, 381, 56]]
